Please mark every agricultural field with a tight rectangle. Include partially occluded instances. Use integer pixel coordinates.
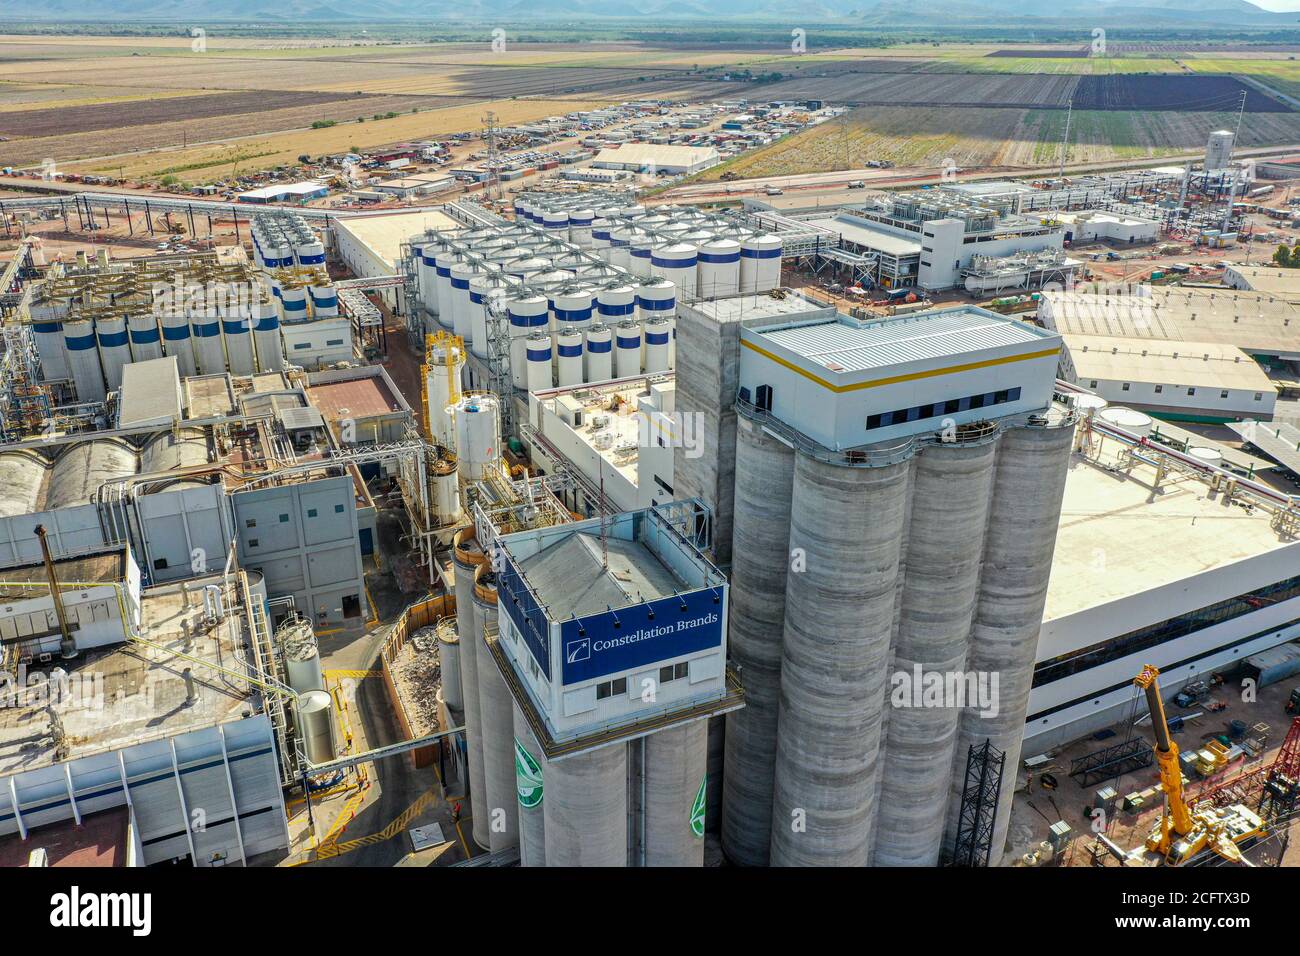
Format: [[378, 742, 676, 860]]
[[695, 105, 1300, 179]]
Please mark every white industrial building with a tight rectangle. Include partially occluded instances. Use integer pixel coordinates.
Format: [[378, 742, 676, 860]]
[[1057, 333, 1277, 422], [1055, 209, 1161, 245], [331, 208, 460, 310], [1222, 264, 1300, 302], [591, 143, 720, 175]]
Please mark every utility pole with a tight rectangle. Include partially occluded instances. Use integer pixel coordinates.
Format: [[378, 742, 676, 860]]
[[1058, 99, 1073, 180]]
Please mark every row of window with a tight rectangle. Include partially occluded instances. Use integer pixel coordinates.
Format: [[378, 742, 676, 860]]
[[291, 338, 346, 351], [594, 662, 690, 700], [866, 387, 1022, 431], [1033, 572, 1300, 688], [1089, 380, 1265, 402]]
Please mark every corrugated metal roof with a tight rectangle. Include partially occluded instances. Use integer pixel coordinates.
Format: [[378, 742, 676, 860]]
[[757, 310, 1048, 374], [518, 532, 683, 619], [1227, 419, 1300, 474]]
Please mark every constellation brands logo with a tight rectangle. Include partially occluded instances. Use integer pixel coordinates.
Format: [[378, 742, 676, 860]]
[[890, 666, 1000, 718], [49, 887, 152, 937]]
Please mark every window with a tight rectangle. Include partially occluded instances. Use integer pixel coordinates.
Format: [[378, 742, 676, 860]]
[[1255, 392, 1264, 401], [293, 342, 311, 350], [245, 518, 257, 528], [1089, 380, 1098, 389], [658, 662, 689, 685], [248, 538, 259, 548], [307, 508, 318, 518], [1154, 384, 1163, 394], [1121, 383, 1130, 392], [1188, 387, 1196, 396], [335, 504, 345, 514], [864, 386, 1022, 431], [1220, 390, 1229, 399], [153, 558, 168, 570], [279, 513, 289, 523], [326, 338, 345, 346], [596, 676, 628, 700]]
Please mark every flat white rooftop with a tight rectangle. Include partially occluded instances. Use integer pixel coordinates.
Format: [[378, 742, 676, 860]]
[[1045, 443, 1292, 621], [1062, 333, 1275, 391], [336, 208, 459, 271], [805, 216, 923, 258]]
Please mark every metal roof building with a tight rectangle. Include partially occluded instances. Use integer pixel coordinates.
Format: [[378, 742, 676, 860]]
[[591, 143, 720, 175]]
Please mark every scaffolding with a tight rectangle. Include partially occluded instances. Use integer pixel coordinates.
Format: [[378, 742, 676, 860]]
[[949, 739, 1005, 867]]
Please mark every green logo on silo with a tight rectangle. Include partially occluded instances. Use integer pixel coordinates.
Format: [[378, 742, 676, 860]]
[[515, 737, 543, 808], [689, 775, 707, 838]]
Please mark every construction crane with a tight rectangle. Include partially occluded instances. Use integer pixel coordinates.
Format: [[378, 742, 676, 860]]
[[1131, 664, 1264, 866]]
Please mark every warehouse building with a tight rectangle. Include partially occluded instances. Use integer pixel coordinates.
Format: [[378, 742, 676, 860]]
[[330, 208, 460, 309], [591, 143, 720, 176], [238, 181, 329, 204], [1222, 264, 1300, 302], [371, 175, 457, 201], [1057, 334, 1277, 422], [1054, 209, 1161, 245]]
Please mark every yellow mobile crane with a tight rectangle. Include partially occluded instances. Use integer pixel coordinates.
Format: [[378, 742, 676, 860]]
[[1133, 664, 1265, 866]]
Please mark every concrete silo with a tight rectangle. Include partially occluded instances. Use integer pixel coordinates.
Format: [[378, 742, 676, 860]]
[[641, 721, 709, 867], [513, 704, 547, 867], [473, 565, 519, 853], [63, 318, 104, 403], [721, 412, 796, 867], [452, 528, 490, 851]]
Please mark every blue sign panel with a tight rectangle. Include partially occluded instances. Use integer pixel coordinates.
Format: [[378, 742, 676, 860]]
[[559, 588, 724, 685], [498, 556, 551, 679]]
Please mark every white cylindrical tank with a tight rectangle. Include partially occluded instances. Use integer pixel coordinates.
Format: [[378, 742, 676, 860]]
[[1073, 393, 1108, 418], [556, 329, 584, 387], [310, 282, 338, 319], [279, 284, 308, 324], [1206, 129, 1234, 170], [63, 318, 105, 403], [189, 303, 225, 375], [1099, 406, 1153, 439], [596, 283, 637, 327], [636, 276, 676, 337], [29, 302, 68, 383], [644, 316, 671, 374], [525, 333, 552, 392], [651, 242, 697, 303], [591, 219, 613, 261], [295, 239, 326, 268], [435, 247, 462, 330], [128, 313, 163, 363], [450, 261, 480, 345], [468, 270, 514, 362], [698, 237, 742, 299], [507, 294, 549, 390], [161, 308, 196, 378], [584, 324, 613, 383], [426, 336, 465, 449], [431, 456, 461, 526], [295, 690, 337, 765], [615, 320, 642, 379], [609, 226, 634, 270], [568, 208, 594, 247], [629, 231, 656, 279], [96, 314, 131, 393], [505, 256, 552, 282], [551, 287, 594, 343], [543, 210, 569, 234], [282, 622, 325, 694], [453, 394, 502, 484], [741, 234, 783, 293], [253, 297, 283, 372], [438, 622, 463, 711], [222, 304, 256, 376], [1189, 446, 1224, 468]]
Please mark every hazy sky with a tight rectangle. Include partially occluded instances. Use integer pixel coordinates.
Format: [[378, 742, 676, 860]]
[[1251, 0, 1300, 10]]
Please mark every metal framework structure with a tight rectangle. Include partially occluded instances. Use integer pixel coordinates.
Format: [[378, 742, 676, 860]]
[[1069, 737, 1154, 788], [950, 739, 1005, 867]]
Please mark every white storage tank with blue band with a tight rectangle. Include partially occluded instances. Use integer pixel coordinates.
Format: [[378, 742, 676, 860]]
[[128, 312, 163, 363], [469, 270, 519, 361], [96, 313, 132, 392], [644, 316, 671, 375], [525, 332, 553, 393], [161, 307, 196, 378], [253, 296, 283, 373], [295, 239, 326, 268], [450, 260, 481, 345], [636, 276, 676, 328], [698, 237, 742, 299], [63, 317, 105, 403], [189, 302, 226, 375], [556, 328, 584, 387], [741, 234, 783, 294], [651, 242, 696, 301], [310, 281, 338, 319], [30, 301, 68, 382], [615, 319, 642, 379], [609, 226, 634, 270], [279, 283, 308, 325], [222, 302, 256, 376], [543, 210, 570, 233], [584, 323, 613, 384], [550, 286, 594, 343], [568, 208, 595, 247], [507, 293, 549, 389], [591, 219, 613, 261], [629, 230, 655, 280], [435, 247, 464, 330], [505, 256, 552, 282], [596, 283, 637, 326]]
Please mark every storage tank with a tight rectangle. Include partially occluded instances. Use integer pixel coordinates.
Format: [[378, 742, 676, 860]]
[[609, 226, 634, 270], [434, 247, 463, 330], [29, 301, 69, 383], [222, 305, 256, 376], [453, 394, 502, 484], [281, 619, 325, 694], [425, 334, 465, 449], [295, 239, 326, 268], [542, 210, 569, 234], [473, 566, 520, 853], [643, 722, 709, 866], [551, 287, 594, 343], [627, 230, 654, 279], [740, 234, 783, 294], [437, 620, 463, 711], [513, 704, 547, 866], [450, 261, 481, 345], [431, 454, 461, 527], [160, 308, 196, 378], [596, 283, 637, 327], [127, 313, 162, 363], [1188, 446, 1224, 469], [568, 208, 595, 247], [544, 740, 627, 866], [556, 329, 584, 387], [1206, 129, 1234, 171], [1072, 393, 1108, 418], [614, 320, 642, 379], [295, 690, 337, 765], [698, 237, 742, 299], [505, 256, 553, 282], [636, 276, 677, 326], [140, 428, 207, 474], [310, 282, 338, 319], [584, 324, 613, 383], [279, 284, 308, 324], [643, 317, 671, 374], [467, 270, 516, 361], [525, 333, 553, 392], [96, 314, 131, 393], [0, 451, 47, 518], [252, 297, 284, 373], [452, 528, 490, 850], [189, 305, 225, 375], [1099, 406, 1152, 439], [507, 294, 549, 390], [46, 439, 138, 511], [591, 219, 613, 261]]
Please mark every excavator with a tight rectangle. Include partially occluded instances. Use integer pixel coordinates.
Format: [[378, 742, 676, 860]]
[[1127, 664, 1265, 866]]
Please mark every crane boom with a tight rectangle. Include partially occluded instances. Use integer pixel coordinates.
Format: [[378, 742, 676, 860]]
[[1134, 664, 1194, 848]]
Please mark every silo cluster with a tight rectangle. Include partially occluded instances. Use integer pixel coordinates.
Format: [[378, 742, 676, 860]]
[[407, 189, 782, 392], [721, 407, 1075, 868]]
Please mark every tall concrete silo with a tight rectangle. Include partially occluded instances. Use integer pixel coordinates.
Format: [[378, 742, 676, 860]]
[[473, 565, 519, 853]]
